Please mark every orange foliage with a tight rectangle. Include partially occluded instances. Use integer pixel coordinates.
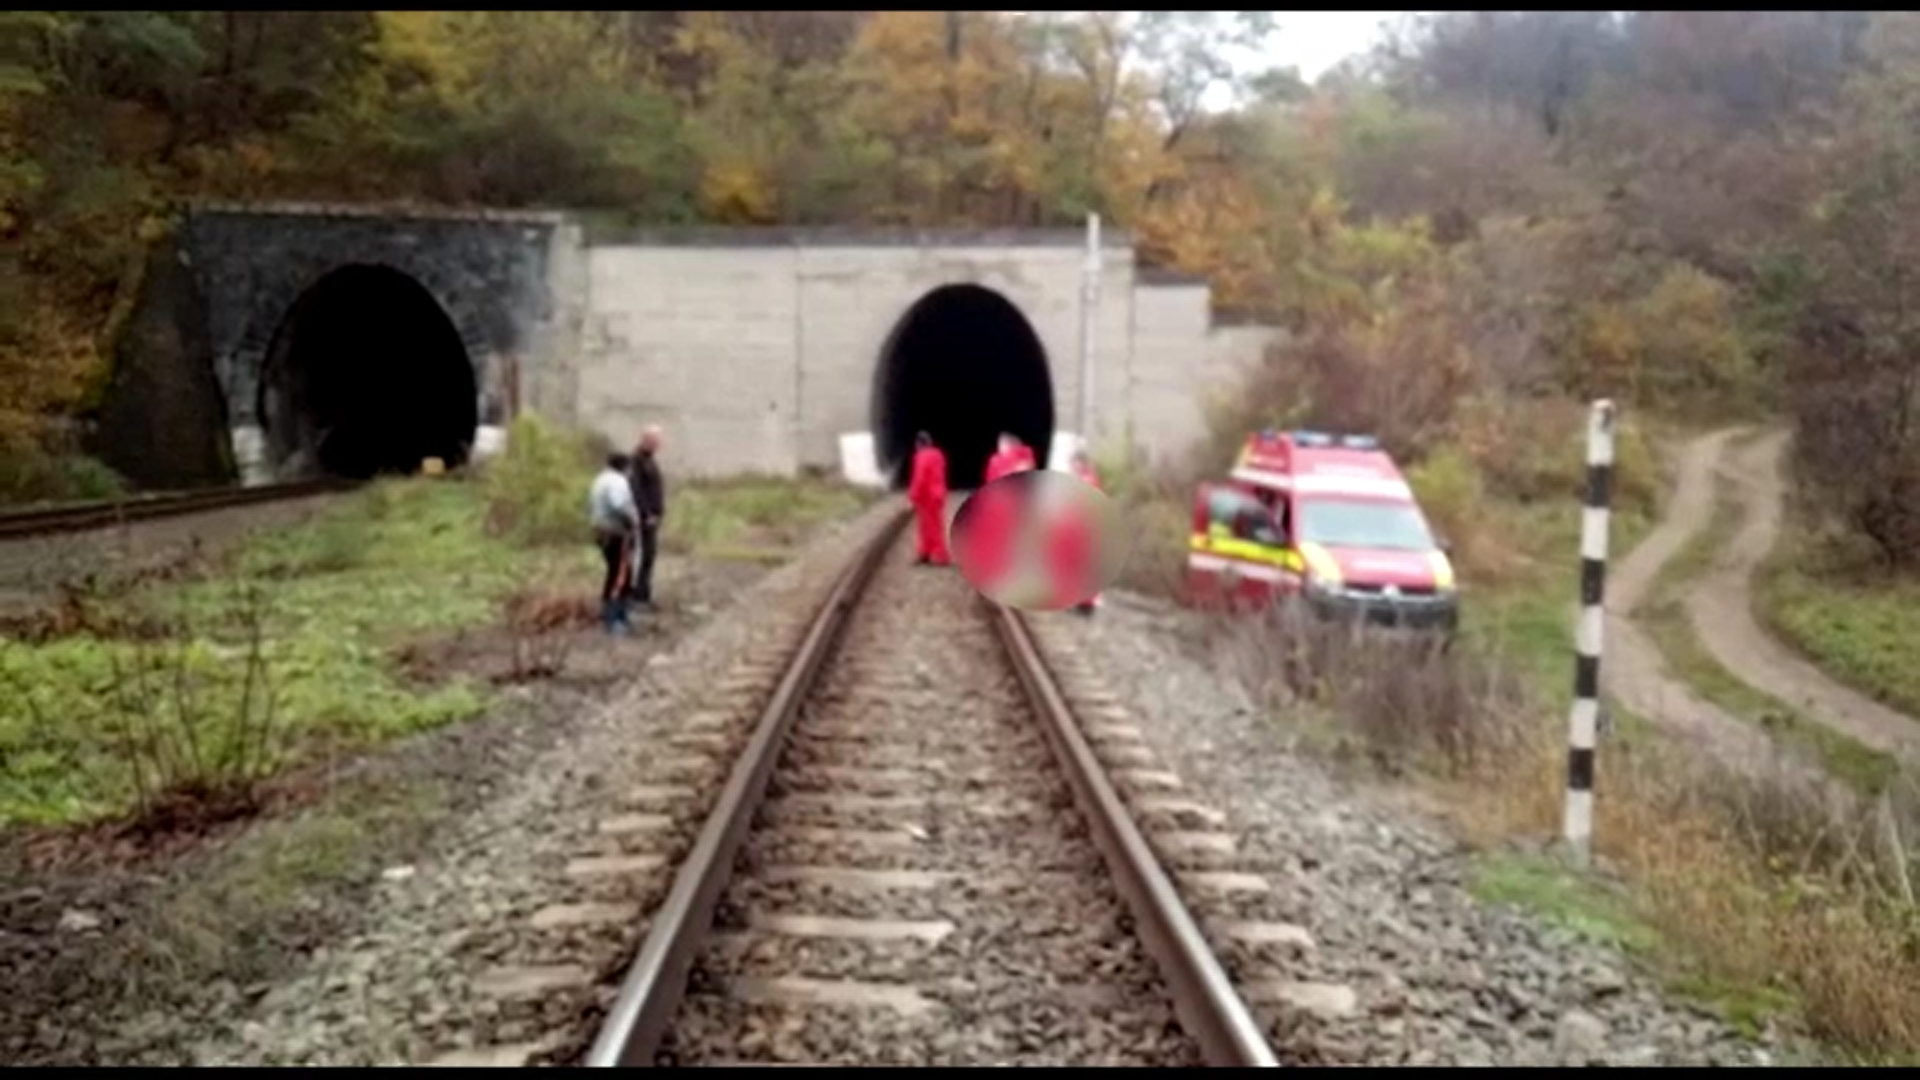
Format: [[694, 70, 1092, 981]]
[[1136, 162, 1276, 312], [0, 301, 99, 454]]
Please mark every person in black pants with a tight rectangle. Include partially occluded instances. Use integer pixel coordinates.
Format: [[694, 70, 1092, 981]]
[[589, 452, 639, 634], [626, 425, 667, 609]]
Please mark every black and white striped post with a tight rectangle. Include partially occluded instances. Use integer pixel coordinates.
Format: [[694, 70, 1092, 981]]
[[1565, 398, 1616, 866]]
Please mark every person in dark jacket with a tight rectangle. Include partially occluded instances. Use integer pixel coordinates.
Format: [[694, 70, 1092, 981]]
[[625, 425, 667, 609]]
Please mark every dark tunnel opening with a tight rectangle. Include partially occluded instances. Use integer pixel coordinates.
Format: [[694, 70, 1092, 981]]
[[871, 284, 1055, 490], [258, 265, 478, 481]]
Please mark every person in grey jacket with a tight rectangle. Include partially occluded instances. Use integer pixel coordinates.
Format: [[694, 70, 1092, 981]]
[[589, 452, 640, 634]]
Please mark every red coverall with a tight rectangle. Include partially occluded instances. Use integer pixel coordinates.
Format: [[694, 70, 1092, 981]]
[[1056, 460, 1105, 611], [1043, 500, 1095, 609], [983, 445, 1036, 484], [907, 444, 951, 564], [967, 446, 1037, 593]]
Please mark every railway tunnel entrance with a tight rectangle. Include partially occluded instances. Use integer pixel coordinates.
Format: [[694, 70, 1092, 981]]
[[871, 284, 1055, 490], [258, 265, 478, 481]]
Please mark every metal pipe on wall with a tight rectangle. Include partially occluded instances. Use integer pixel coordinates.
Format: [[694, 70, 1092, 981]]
[[1079, 212, 1101, 449]]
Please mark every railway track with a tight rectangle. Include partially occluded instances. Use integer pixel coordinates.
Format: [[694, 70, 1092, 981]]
[[533, 509, 1279, 1067], [0, 479, 354, 541]]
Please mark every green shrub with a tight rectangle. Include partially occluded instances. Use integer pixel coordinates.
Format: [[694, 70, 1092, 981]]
[[1406, 445, 1483, 545], [0, 449, 128, 505], [480, 415, 600, 547], [1453, 394, 1658, 517]]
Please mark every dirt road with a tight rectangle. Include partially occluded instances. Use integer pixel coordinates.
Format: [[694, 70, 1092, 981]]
[[1683, 430, 1920, 761], [1597, 429, 1781, 771], [1600, 425, 1920, 777]]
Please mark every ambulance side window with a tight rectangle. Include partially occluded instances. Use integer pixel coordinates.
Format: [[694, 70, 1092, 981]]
[[1206, 491, 1244, 535], [1209, 491, 1281, 547], [1240, 507, 1282, 547], [1243, 491, 1286, 547]]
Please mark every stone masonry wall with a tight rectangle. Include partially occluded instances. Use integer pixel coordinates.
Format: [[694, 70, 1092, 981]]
[[184, 203, 562, 433]]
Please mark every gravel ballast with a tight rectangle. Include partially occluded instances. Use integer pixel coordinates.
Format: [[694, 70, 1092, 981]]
[[1025, 597, 1783, 1067], [663, 543, 1196, 1067]]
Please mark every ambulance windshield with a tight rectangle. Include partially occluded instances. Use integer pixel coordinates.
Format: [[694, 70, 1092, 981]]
[[1296, 498, 1435, 552]]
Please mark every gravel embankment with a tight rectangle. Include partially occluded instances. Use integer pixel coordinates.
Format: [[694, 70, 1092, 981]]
[[173, 502, 906, 1067], [663, 546, 1196, 1067], [1026, 597, 1783, 1067], [0, 494, 343, 615]]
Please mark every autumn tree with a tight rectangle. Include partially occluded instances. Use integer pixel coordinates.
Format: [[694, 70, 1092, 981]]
[[6, 6, 1907, 522], [1785, 11, 1920, 568], [1386, 12, 1628, 139]]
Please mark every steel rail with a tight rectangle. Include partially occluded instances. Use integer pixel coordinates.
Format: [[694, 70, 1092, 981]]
[[0, 478, 354, 541], [585, 507, 914, 1068], [986, 601, 1281, 1068]]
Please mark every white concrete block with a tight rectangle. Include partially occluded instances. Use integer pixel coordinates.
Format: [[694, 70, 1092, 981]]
[[472, 424, 507, 461], [230, 425, 272, 487], [838, 432, 886, 488], [1047, 431, 1084, 472]]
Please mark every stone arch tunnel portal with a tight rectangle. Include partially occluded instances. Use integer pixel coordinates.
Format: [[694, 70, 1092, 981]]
[[258, 264, 479, 480], [871, 283, 1055, 490]]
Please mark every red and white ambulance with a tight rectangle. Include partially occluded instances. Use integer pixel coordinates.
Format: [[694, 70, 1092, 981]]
[[1185, 430, 1458, 632]]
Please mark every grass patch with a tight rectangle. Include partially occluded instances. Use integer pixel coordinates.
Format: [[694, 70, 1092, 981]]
[[1456, 499, 1656, 701], [663, 476, 874, 560], [1755, 527, 1920, 723], [1, 445, 870, 828], [1470, 851, 1658, 954], [1470, 849, 1793, 1037], [0, 480, 521, 827]]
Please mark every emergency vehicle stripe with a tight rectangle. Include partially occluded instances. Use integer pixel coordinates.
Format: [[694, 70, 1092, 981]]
[[1295, 542, 1342, 584], [1189, 534, 1293, 568], [1564, 399, 1616, 866], [1188, 552, 1290, 584]]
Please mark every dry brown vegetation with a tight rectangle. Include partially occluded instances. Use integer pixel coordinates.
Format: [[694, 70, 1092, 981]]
[[1204, 611, 1920, 1057]]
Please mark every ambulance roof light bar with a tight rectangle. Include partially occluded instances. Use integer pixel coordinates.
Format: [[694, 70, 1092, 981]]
[[1256, 430, 1381, 450]]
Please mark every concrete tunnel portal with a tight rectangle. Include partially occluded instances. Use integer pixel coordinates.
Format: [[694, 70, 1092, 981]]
[[871, 284, 1055, 490], [258, 264, 479, 481]]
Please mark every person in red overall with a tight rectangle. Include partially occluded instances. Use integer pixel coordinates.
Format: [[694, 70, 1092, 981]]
[[1041, 486, 1096, 612], [1060, 450, 1106, 615], [906, 431, 951, 566], [983, 433, 1035, 483], [964, 434, 1038, 597]]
